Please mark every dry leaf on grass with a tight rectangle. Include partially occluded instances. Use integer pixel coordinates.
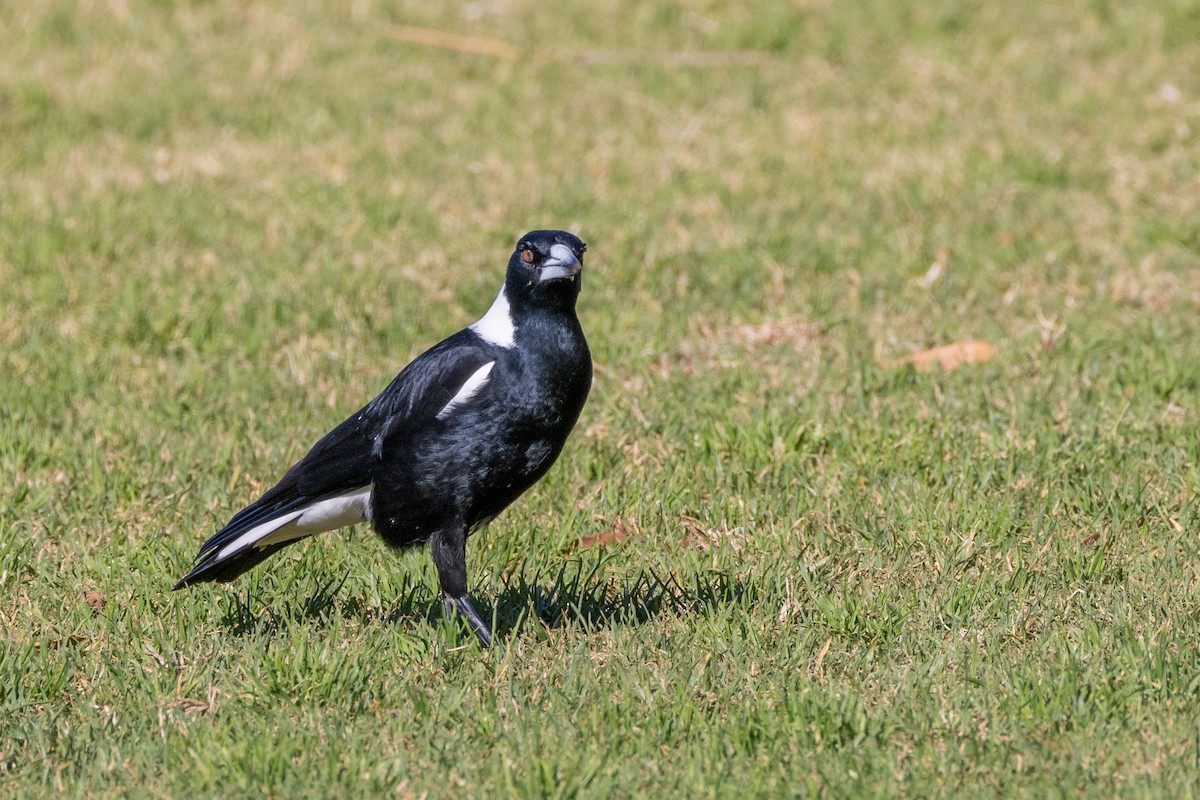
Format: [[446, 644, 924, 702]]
[[578, 517, 638, 549], [888, 340, 996, 372], [386, 25, 519, 60], [579, 531, 628, 548], [83, 590, 105, 610]]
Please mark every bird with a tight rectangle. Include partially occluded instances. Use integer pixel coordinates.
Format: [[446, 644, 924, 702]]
[[174, 230, 592, 647]]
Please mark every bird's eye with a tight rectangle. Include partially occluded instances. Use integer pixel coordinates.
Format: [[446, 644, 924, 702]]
[[520, 247, 535, 264]]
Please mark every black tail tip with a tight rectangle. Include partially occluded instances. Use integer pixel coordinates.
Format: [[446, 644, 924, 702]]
[[173, 566, 205, 591]]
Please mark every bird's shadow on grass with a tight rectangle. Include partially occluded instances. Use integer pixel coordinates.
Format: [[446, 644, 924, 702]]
[[217, 558, 753, 642], [487, 559, 752, 641]]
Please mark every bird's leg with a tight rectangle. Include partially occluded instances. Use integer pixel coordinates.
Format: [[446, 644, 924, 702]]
[[431, 524, 493, 647], [442, 595, 493, 648]]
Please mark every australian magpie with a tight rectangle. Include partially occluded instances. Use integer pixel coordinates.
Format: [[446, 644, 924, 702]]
[[174, 230, 591, 647]]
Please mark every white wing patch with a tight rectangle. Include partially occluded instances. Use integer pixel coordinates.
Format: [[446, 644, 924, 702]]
[[215, 485, 373, 560], [437, 361, 495, 420], [469, 287, 516, 348]]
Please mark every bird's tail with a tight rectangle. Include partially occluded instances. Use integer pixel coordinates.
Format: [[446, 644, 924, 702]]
[[174, 541, 296, 589], [173, 486, 372, 590]]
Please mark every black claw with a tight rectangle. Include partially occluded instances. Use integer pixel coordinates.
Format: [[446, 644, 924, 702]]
[[444, 595, 493, 647]]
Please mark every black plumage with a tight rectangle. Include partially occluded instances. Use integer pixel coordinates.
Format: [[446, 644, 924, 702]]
[[174, 230, 592, 646]]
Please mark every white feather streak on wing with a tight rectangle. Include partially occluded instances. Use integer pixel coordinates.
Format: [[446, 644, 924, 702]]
[[215, 486, 373, 560], [436, 361, 495, 420], [469, 287, 516, 348]]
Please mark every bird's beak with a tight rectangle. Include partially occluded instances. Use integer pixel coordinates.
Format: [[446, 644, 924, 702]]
[[538, 244, 583, 282]]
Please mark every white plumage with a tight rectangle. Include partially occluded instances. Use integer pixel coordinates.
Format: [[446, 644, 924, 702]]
[[216, 485, 373, 559]]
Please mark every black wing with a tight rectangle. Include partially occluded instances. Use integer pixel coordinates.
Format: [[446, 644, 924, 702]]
[[362, 330, 497, 457], [174, 330, 495, 587]]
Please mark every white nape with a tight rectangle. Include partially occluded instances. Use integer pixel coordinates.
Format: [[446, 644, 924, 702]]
[[215, 485, 373, 560], [436, 361, 495, 420], [469, 287, 516, 348]]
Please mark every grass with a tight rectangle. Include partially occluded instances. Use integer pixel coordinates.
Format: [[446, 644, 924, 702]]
[[2, 0, 1200, 796]]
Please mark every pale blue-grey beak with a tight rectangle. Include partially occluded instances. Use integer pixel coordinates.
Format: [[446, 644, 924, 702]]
[[538, 243, 582, 282]]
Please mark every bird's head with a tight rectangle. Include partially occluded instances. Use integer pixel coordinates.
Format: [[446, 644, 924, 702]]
[[506, 230, 587, 310]]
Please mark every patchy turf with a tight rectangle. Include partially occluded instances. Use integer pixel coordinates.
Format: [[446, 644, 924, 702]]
[[2, 0, 1200, 796]]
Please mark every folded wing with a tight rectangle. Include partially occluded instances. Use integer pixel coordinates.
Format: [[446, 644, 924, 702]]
[[174, 332, 495, 587]]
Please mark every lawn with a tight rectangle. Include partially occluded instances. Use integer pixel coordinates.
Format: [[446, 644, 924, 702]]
[[3, 0, 1200, 796]]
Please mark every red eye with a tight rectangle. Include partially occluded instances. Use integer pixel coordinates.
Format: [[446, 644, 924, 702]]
[[520, 247, 534, 264]]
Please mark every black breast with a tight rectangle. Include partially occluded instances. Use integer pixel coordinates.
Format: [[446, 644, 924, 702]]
[[370, 315, 591, 548]]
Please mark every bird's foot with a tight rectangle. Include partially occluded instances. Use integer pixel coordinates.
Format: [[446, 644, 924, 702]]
[[442, 594, 494, 648]]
